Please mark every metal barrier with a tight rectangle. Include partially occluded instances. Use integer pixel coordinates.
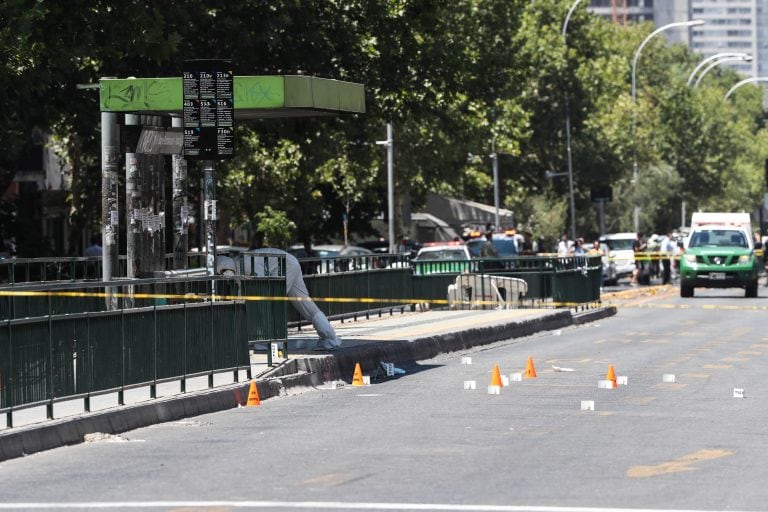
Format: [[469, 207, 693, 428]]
[[551, 255, 602, 304], [292, 254, 601, 319], [0, 271, 288, 428], [447, 274, 528, 309], [0, 253, 211, 287], [0, 300, 249, 427]]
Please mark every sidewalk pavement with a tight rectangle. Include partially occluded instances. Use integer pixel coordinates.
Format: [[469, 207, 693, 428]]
[[0, 305, 615, 462]]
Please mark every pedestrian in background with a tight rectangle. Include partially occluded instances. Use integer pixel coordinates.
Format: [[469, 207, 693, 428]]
[[660, 232, 675, 285], [85, 234, 102, 257], [479, 231, 499, 258], [631, 232, 647, 285]]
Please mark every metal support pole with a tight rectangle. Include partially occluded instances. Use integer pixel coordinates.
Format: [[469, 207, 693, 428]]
[[100, 111, 119, 310], [387, 123, 394, 253], [171, 117, 189, 270], [563, 0, 583, 243], [491, 142, 500, 230], [681, 200, 687, 228], [203, 161, 217, 279], [565, 94, 576, 240], [377, 123, 395, 253], [125, 114, 141, 279], [598, 199, 606, 237]]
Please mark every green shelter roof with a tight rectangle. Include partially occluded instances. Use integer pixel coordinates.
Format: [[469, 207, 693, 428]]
[[100, 75, 365, 119]]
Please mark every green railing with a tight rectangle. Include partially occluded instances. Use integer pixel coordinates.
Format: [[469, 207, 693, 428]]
[[0, 300, 248, 427], [291, 254, 601, 321], [0, 271, 288, 428], [0, 253, 210, 287]]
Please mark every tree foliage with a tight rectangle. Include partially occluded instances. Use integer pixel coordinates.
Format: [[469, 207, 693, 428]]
[[3, 0, 766, 254]]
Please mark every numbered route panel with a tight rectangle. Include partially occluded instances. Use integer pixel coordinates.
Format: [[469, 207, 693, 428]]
[[182, 60, 234, 160]]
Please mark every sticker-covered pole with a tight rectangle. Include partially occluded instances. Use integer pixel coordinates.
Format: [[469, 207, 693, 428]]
[[101, 111, 119, 309], [203, 160, 216, 277], [171, 116, 189, 270]]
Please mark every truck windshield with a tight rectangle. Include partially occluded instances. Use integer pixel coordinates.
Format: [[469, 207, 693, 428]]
[[689, 229, 748, 248]]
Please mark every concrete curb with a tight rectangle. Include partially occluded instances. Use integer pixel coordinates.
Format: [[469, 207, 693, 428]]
[[0, 307, 614, 462]]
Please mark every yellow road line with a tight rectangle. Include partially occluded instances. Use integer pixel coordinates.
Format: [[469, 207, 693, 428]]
[[627, 449, 733, 478]]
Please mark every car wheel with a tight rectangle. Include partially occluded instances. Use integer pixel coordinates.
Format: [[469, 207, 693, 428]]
[[745, 280, 758, 298], [680, 285, 694, 298]]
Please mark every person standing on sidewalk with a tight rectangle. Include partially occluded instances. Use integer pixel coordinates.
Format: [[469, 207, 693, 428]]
[[631, 232, 647, 285], [660, 232, 675, 284]]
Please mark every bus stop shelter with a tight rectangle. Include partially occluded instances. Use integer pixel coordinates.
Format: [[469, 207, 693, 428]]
[[98, 74, 365, 294]]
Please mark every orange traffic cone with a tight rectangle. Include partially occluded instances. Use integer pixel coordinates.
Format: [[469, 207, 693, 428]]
[[524, 356, 537, 379], [606, 365, 618, 388], [351, 363, 365, 386], [246, 380, 261, 406], [490, 364, 504, 387]]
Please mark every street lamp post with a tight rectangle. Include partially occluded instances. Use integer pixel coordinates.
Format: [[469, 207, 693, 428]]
[[687, 52, 750, 86], [693, 55, 752, 88], [376, 123, 395, 253], [724, 77, 768, 101], [491, 140, 500, 230], [562, 0, 584, 241], [468, 147, 501, 230], [631, 19, 705, 232]]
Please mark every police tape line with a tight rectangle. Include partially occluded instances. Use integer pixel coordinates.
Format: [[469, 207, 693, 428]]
[[605, 249, 765, 262], [0, 289, 762, 311], [0, 289, 449, 305]]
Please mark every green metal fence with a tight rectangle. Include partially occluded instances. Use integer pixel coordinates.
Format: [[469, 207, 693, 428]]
[[291, 254, 601, 321], [0, 271, 288, 428], [0, 300, 250, 427]]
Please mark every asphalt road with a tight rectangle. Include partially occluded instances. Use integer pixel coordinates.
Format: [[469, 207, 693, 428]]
[[1, 285, 768, 512]]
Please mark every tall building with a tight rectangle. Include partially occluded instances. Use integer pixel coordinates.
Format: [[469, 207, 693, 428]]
[[588, 0, 768, 104]]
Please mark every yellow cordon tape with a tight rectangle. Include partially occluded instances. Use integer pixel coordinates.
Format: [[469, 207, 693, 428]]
[[0, 289, 764, 311], [0, 289, 451, 306]]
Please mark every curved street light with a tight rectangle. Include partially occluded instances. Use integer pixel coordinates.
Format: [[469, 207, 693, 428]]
[[687, 52, 750, 86], [631, 19, 705, 232], [561, 0, 585, 241], [724, 77, 768, 101], [693, 55, 752, 88]]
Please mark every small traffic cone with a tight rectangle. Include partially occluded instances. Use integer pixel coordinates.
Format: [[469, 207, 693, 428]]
[[490, 364, 504, 387], [524, 356, 537, 379], [246, 380, 261, 406], [351, 363, 365, 386], [606, 365, 618, 388]]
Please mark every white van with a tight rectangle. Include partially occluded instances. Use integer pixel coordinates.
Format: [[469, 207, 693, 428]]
[[599, 233, 636, 285]]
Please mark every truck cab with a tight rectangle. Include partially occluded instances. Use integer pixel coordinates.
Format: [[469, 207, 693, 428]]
[[679, 212, 759, 298]]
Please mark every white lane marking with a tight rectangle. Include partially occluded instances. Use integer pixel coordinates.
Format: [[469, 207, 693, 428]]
[[0, 502, 759, 511]]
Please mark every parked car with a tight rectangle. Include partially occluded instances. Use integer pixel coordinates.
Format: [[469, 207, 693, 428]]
[[466, 232, 518, 258], [294, 244, 375, 274], [599, 233, 636, 285], [412, 242, 471, 275]]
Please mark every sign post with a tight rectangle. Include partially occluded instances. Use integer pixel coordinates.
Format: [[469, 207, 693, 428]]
[[182, 60, 234, 280], [591, 186, 613, 237]]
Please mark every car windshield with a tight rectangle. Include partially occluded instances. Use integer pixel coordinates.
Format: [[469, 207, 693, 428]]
[[466, 240, 483, 257], [603, 239, 634, 251], [494, 239, 517, 256], [689, 229, 748, 248], [314, 249, 341, 258]]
